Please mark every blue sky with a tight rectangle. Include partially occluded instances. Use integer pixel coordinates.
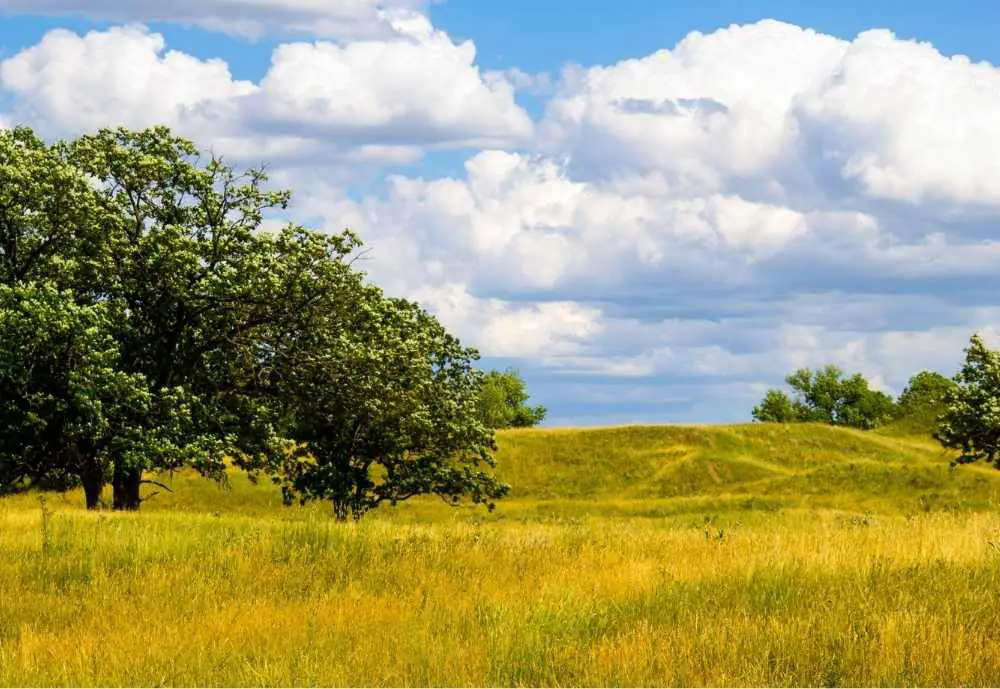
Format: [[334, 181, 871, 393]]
[[1, 0, 999, 426]]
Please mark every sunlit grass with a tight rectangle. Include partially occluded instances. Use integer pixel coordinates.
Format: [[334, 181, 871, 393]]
[[3, 423, 1000, 686]]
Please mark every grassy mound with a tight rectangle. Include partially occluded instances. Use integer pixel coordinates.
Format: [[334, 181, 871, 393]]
[[493, 423, 1000, 515]]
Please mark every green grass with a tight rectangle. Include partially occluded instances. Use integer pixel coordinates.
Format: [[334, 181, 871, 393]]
[[494, 422, 1000, 515], [3, 422, 1000, 686]]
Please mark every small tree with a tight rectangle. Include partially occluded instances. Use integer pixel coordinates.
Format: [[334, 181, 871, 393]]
[[892, 370, 956, 434], [835, 372, 898, 430], [268, 257, 510, 521], [899, 371, 957, 410], [476, 368, 547, 429], [751, 389, 800, 423], [935, 335, 1000, 467]]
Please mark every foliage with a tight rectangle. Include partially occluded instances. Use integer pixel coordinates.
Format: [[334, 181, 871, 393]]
[[61, 126, 315, 508], [752, 365, 896, 430], [268, 260, 510, 520], [936, 335, 1000, 467], [0, 126, 107, 290], [0, 125, 509, 516], [898, 370, 957, 410], [476, 368, 547, 428], [888, 370, 956, 435], [0, 283, 149, 505], [750, 389, 799, 423]]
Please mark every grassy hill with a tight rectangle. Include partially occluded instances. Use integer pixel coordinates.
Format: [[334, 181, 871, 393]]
[[491, 422, 1000, 517], [7, 421, 997, 521]]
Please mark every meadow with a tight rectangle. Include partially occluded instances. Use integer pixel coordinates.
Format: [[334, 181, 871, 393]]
[[3, 423, 1000, 686]]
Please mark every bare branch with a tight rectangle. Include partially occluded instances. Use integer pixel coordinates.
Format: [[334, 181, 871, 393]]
[[138, 479, 174, 503]]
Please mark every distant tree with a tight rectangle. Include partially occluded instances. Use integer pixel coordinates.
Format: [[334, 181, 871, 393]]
[[834, 371, 898, 430], [891, 370, 957, 433], [476, 368, 547, 429], [751, 389, 801, 423], [752, 365, 896, 430], [935, 335, 1000, 467], [897, 371, 956, 412]]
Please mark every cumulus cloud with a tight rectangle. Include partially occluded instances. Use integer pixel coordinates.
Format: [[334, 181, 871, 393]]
[[352, 150, 810, 300], [540, 19, 1000, 211], [4, 15, 1000, 422], [0, 0, 432, 40], [248, 16, 532, 148], [793, 30, 1000, 207], [0, 21, 530, 162], [538, 21, 848, 188], [0, 26, 255, 136]]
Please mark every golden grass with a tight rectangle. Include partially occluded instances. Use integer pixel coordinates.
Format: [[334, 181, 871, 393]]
[[2, 423, 1000, 686]]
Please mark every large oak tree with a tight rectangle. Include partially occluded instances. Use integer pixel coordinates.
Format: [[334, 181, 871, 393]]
[[0, 125, 508, 516]]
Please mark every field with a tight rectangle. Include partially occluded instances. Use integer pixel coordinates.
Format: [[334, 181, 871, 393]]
[[3, 423, 1000, 686]]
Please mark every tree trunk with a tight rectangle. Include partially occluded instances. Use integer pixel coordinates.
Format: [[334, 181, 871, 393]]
[[332, 498, 349, 522], [112, 464, 142, 511], [82, 470, 104, 510]]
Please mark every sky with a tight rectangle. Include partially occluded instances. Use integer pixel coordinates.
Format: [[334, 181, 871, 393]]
[[1, 1, 1000, 426]]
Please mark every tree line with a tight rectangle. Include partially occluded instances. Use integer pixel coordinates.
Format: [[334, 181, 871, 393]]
[[752, 335, 1000, 469], [0, 126, 543, 519]]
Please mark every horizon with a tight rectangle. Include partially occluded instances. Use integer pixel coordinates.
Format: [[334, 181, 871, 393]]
[[1, 0, 998, 426]]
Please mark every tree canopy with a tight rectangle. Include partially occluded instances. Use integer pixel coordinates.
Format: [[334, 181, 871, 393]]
[[935, 335, 1000, 467], [890, 370, 957, 435], [476, 368, 547, 429]]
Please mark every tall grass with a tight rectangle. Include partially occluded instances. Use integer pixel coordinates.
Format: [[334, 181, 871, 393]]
[[2, 423, 1000, 686]]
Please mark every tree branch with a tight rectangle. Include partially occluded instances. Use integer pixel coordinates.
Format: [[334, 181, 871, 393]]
[[138, 478, 174, 504]]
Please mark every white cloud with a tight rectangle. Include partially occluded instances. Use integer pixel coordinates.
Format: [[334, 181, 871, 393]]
[[0, 0, 432, 40], [538, 20, 849, 187], [409, 282, 604, 359], [0, 22, 531, 161], [249, 15, 532, 147], [794, 30, 1000, 207], [0, 26, 255, 135], [541, 19, 1000, 209], [339, 17, 1000, 420], [350, 151, 811, 298]]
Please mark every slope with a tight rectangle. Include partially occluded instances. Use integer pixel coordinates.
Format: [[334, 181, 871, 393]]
[[492, 423, 1000, 515]]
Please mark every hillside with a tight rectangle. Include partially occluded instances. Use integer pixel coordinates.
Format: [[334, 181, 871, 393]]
[[492, 422, 1000, 516], [8, 422, 998, 520]]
